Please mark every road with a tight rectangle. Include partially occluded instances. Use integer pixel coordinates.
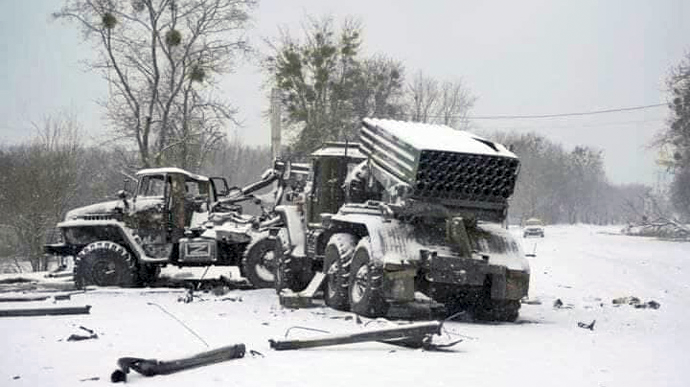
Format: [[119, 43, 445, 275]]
[[0, 225, 688, 387]]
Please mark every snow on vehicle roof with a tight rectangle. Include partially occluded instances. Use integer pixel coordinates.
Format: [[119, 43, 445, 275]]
[[136, 167, 209, 181], [362, 118, 517, 158], [310, 142, 368, 159]]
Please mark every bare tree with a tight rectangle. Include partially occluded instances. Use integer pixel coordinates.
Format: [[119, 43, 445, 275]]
[[406, 71, 475, 129], [54, 0, 255, 170], [202, 135, 272, 186], [436, 79, 475, 129], [407, 71, 439, 123]]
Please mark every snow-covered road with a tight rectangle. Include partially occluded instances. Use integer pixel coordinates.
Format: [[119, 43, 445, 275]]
[[1, 226, 688, 387]]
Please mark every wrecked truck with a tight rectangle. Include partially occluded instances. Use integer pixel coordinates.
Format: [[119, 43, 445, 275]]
[[44, 165, 295, 288], [274, 118, 530, 321]]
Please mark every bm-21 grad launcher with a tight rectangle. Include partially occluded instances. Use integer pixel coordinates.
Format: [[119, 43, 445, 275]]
[[275, 118, 530, 321]]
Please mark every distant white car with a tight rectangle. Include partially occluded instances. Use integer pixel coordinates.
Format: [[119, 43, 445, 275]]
[[523, 218, 545, 238]]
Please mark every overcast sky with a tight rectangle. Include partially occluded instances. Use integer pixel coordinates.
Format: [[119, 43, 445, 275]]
[[1, 0, 688, 185]]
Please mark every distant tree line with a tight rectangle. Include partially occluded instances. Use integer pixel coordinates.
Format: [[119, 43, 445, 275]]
[[491, 132, 657, 225], [0, 115, 270, 273]]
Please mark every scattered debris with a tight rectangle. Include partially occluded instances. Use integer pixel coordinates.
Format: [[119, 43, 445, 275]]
[[54, 294, 72, 301], [552, 299, 573, 309], [177, 288, 195, 303], [269, 321, 447, 351], [0, 295, 51, 302], [522, 298, 542, 305], [612, 296, 661, 309], [0, 291, 78, 303], [278, 272, 325, 309], [44, 271, 74, 279], [210, 285, 230, 297], [110, 344, 246, 382], [284, 326, 330, 338], [329, 315, 354, 321], [621, 219, 690, 240], [0, 277, 33, 284], [219, 296, 242, 302], [67, 326, 99, 341], [249, 350, 264, 358], [634, 300, 661, 309], [577, 320, 596, 331], [612, 296, 640, 305], [0, 305, 91, 317], [67, 333, 98, 342]]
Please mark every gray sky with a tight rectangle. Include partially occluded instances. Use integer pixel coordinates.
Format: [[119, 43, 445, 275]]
[[1, 0, 688, 185]]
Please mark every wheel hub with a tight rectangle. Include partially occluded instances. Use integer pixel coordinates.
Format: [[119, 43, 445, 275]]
[[91, 259, 118, 286], [351, 265, 369, 303], [255, 250, 276, 282], [326, 260, 340, 299]]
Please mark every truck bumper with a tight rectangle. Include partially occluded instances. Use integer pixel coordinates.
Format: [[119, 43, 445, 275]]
[[383, 253, 529, 303], [44, 243, 79, 257]]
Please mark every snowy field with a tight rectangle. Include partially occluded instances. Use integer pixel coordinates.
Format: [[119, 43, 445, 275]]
[[0, 225, 688, 387]]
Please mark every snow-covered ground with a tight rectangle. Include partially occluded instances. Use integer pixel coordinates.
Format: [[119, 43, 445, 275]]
[[1, 225, 688, 387]]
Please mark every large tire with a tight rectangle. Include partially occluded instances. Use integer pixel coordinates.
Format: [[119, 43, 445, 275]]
[[74, 241, 137, 288], [323, 233, 357, 311], [274, 236, 312, 294], [242, 237, 278, 289], [348, 237, 389, 318]]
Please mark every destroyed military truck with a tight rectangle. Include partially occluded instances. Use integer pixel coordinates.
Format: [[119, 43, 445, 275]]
[[273, 118, 530, 321], [44, 165, 298, 288]]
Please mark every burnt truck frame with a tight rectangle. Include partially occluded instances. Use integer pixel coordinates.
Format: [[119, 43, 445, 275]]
[[274, 119, 530, 321], [44, 167, 287, 288]]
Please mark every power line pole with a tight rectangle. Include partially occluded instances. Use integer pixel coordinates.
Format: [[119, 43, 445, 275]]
[[270, 88, 281, 160]]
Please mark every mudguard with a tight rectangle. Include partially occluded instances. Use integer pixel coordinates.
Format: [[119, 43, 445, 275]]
[[274, 205, 307, 258], [51, 219, 169, 264]]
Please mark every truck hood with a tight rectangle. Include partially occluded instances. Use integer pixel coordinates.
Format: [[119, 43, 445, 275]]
[[65, 200, 124, 220]]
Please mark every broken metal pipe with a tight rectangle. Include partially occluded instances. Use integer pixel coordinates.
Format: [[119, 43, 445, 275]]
[[111, 344, 245, 383], [269, 321, 443, 351]]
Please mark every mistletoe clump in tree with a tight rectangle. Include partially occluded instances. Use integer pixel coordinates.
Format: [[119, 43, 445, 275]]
[[55, 0, 256, 170], [662, 53, 690, 219], [266, 17, 406, 156]]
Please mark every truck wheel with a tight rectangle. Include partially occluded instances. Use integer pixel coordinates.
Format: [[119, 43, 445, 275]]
[[274, 236, 312, 294], [474, 299, 521, 322], [242, 237, 278, 289], [323, 233, 357, 311], [348, 237, 389, 318], [74, 241, 137, 288]]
